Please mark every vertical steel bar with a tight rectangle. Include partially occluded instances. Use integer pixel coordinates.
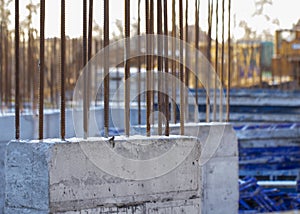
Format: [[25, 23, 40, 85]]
[[83, 0, 88, 138], [150, 0, 154, 126], [157, 0, 163, 135], [194, 0, 199, 122], [146, 0, 151, 136], [213, 0, 218, 121], [15, 0, 20, 139], [124, 0, 130, 136], [39, 0, 45, 140], [206, 0, 213, 123], [226, 0, 231, 122], [104, 0, 109, 137], [185, 0, 189, 123], [171, 0, 176, 124], [179, 0, 184, 135], [220, 0, 225, 122], [163, 0, 169, 136], [61, 0, 66, 140], [137, 0, 141, 125]]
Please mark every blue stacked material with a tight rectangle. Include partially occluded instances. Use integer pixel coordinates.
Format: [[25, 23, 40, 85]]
[[239, 177, 300, 213]]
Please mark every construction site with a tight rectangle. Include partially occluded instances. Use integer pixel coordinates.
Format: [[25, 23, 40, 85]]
[[0, 0, 299, 213]]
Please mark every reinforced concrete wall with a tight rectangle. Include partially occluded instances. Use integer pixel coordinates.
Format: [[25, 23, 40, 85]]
[[3, 123, 238, 214]]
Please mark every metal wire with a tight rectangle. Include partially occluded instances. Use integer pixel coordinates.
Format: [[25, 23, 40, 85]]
[[164, 0, 169, 136], [60, 0, 66, 140], [39, 0, 45, 140], [124, 0, 130, 136], [104, 0, 109, 137], [179, 0, 184, 135], [226, 0, 231, 122], [83, 0, 88, 138], [15, 0, 20, 140]]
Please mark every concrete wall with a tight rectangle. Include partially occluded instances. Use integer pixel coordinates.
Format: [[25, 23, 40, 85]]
[[4, 126, 238, 214]]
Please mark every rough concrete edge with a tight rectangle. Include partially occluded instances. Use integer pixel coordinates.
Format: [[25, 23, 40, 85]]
[[4, 140, 59, 213]]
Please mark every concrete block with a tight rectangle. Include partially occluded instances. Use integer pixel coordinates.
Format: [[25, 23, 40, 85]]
[[5, 136, 204, 213], [202, 156, 239, 214]]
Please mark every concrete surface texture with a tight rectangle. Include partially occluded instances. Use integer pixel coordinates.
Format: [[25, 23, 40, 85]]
[[4, 126, 238, 214]]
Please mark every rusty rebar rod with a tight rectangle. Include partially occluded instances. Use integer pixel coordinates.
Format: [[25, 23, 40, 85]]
[[164, 0, 169, 136], [179, 0, 184, 135], [171, 0, 176, 124], [146, 0, 151, 136], [83, 0, 88, 138], [194, 0, 199, 122], [226, 0, 231, 122], [15, 0, 20, 139], [213, 0, 219, 121], [137, 0, 141, 125], [220, 0, 225, 122], [124, 0, 130, 136], [150, 0, 154, 126], [39, 0, 45, 140], [157, 0, 163, 135], [104, 0, 110, 137], [185, 0, 189, 123], [60, 0, 66, 140], [206, 0, 213, 123]]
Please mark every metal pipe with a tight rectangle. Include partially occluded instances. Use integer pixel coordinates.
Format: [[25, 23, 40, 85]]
[[60, 0, 66, 140], [104, 0, 109, 137], [39, 0, 45, 140], [124, 0, 130, 136], [15, 0, 20, 140], [164, 0, 169, 136], [179, 0, 184, 135]]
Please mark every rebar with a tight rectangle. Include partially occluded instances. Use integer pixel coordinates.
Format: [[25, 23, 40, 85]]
[[185, 0, 189, 123], [60, 0, 66, 140], [124, 0, 130, 136], [157, 0, 163, 135], [15, 0, 20, 140], [146, 0, 151, 136], [179, 0, 184, 135], [220, 0, 225, 122], [171, 0, 176, 124], [206, 0, 213, 123], [194, 0, 199, 122], [83, 0, 88, 138], [163, 0, 169, 136], [213, 0, 219, 121], [104, 0, 109, 137], [39, 0, 45, 140], [137, 0, 141, 125], [226, 0, 231, 122]]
